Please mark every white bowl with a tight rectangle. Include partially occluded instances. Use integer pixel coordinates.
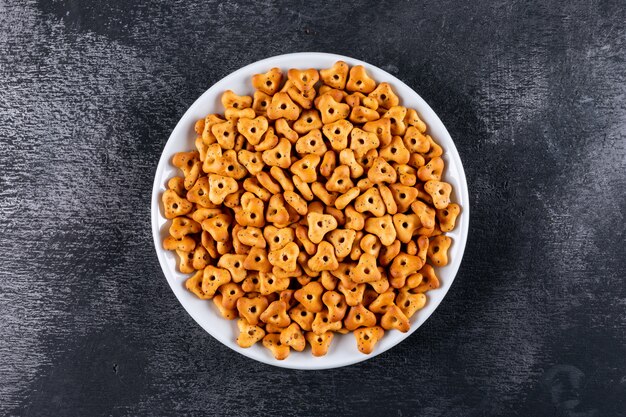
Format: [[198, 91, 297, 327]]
[[151, 52, 469, 370]]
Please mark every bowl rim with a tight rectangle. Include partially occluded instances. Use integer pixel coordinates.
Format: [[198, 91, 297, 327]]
[[151, 52, 470, 370]]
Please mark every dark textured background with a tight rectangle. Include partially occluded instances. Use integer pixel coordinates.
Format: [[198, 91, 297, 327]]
[[1, 0, 625, 416]]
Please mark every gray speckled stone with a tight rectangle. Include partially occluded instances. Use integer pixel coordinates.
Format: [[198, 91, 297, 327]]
[[0, 1, 625, 416]]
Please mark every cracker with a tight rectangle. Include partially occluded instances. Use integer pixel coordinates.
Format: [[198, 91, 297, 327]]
[[161, 61, 460, 358]]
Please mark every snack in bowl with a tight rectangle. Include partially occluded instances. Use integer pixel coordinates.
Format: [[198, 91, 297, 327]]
[[160, 61, 461, 360]]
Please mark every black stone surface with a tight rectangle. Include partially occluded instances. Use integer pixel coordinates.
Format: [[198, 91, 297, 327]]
[[1, 1, 625, 416]]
